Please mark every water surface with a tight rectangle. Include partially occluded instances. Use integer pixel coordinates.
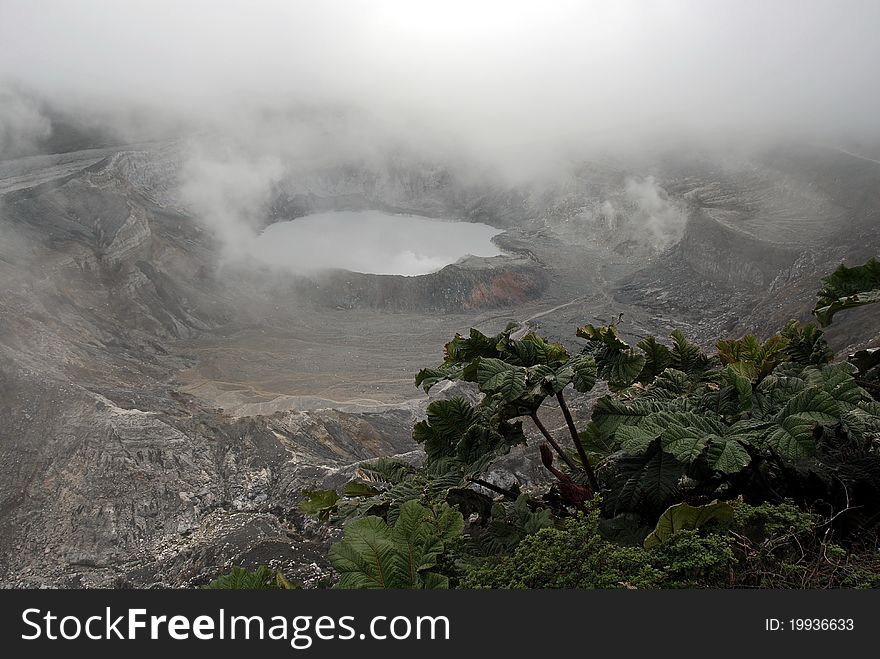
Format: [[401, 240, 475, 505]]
[[251, 210, 503, 276]]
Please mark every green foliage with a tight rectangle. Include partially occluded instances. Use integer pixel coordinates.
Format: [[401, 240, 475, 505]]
[[669, 329, 715, 380], [716, 334, 790, 382], [461, 508, 663, 589], [644, 501, 735, 549], [305, 258, 880, 590], [329, 500, 464, 589], [298, 489, 340, 520], [462, 500, 878, 589], [475, 495, 555, 555], [636, 336, 673, 383], [205, 565, 298, 590], [813, 257, 880, 326], [592, 357, 880, 519], [577, 323, 647, 389], [781, 320, 833, 366], [412, 396, 526, 477]]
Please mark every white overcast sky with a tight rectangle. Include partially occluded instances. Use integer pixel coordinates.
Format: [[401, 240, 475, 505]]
[[1, 0, 879, 154]]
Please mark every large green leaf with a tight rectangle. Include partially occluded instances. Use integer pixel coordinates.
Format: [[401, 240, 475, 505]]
[[391, 500, 443, 586], [636, 336, 672, 384], [412, 396, 520, 475], [577, 323, 646, 388], [643, 501, 735, 549], [425, 500, 467, 543], [716, 334, 788, 383], [660, 424, 710, 463], [415, 363, 464, 393], [413, 397, 479, 462], [298, 489, 340, 520], [669, 329, 714, 379], [330, 516, 400, 588], [813, 257, 880, 326], [775, 386, 841, 422], [205, 565, 298, 590], [355, 458, 417, 485], [753, 371, 808, 418], [603, 350, 647, 389], [591, 396, 652, 436], [443, 327, 510, 363], [568, 353, 598, 392], [765, 414, 822, 458], [476, 358, 529, 401], [508, 332, 569, 366], [527, 364, 567, 393], [706, 437, 752, 473], [578, 422, 619, 461], [648, 368, 693, 399], [781, 320, 833, 366], [607, 443, 685, 515], [765, 387, 841, 458], [330, 502, 464, 589], [616, 423, 663, 455], [343, 481, 385, 498], [806, 362, 870, 407]]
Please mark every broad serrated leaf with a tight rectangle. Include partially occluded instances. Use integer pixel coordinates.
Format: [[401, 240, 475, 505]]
[[660, 424, 710, 463], [616, 423, 662, 455], [706, 437, 752, 473], [569, 353, 598, 392], [781, 320, 833, 365], [766, 413, 822, 458], [648, 368, 692, 398], [591, 396, 652, 436], [476, 358, 528, 401], [669, 329, 713, 378], [637, 336, 672, 384], [330, 516, 398, 589]]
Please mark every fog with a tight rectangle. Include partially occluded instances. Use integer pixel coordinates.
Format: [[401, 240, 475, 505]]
[[3, 0, 879, 155], [2, 1, 879, 265]]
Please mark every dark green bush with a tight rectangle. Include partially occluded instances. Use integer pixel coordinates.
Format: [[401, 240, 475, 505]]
[[461, 509, 663, 589], [462, 501, 878, 589]]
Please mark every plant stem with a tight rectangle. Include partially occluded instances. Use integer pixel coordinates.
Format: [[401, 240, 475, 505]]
[[530, 412, 578, 471], [467, 477, 518, 500], [556, 392, 600, 492]]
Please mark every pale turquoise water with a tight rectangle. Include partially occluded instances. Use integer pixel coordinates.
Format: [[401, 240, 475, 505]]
[[251, 210, 502, 276]]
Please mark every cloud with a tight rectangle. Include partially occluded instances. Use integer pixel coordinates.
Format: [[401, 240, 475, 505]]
[[1, 0, 878, 157], [621, 176, 688, 252], [177, 140, 283, 256], [2, 1, 879, 257], [0, 84, 51, 159]]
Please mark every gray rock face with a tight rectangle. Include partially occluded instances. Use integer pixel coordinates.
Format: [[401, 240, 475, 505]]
[[1, 140, 877, 587]]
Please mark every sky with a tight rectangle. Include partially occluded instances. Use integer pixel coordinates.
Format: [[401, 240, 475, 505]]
[[2, 0, 880, 161]]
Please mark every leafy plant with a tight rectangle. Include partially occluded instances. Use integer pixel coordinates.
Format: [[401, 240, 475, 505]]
[[205, 565, 299, 589], [463, 500, 874, 589], [329, 500, 464, 589], [300, 257, 880, 590], [298, 489, 340, 520], [475, 495, 555, 555], [416, 324, 600, 496], [813, 257, 880, 326], [643, 501, 735, 549]]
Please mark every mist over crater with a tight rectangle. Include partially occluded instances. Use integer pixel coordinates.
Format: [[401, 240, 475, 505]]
[[248, 210, 503, 276]]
